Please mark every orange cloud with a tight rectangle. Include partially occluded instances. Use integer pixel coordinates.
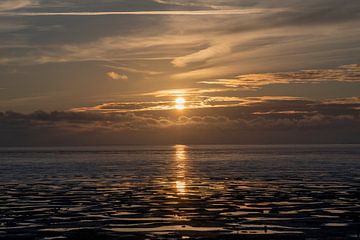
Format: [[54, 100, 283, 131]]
[[200, 64, 360, 89], [106, 71, 128, 81], [172, 43, 232, 67]]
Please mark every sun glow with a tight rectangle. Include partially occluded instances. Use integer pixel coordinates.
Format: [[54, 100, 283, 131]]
[[175, 97, 186, 110]]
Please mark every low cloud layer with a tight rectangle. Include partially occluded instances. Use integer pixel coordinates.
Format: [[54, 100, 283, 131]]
[[1, 97, 359, 146]]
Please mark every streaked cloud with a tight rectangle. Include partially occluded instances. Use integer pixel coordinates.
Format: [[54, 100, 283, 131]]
[[0, 0, 36, 11], [105, 65, 162, 76], [172, 43, 232, 67], [143, 88, 227, 98], [0, 33, 203, 65], [69, 95, 360, 114], [200, 64, 360, 89], [0, 9, 278, 17]]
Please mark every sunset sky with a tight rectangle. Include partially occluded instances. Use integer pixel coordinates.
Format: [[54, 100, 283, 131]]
[[0, 0, 359, 145]]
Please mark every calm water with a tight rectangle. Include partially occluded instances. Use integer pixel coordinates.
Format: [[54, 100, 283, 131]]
[[0, 145, 360, 240]]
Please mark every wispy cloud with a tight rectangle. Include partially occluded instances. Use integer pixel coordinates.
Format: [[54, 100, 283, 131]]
[[0, 9, 279, 16], [69, 95, 316, 113], [0, 33, 203, 65], [105, 65, 163, 76], [172, 43, 232, 67], [0, 0, 37, 11], [143, 88, 226, 98], [200, 64, 360, 89]]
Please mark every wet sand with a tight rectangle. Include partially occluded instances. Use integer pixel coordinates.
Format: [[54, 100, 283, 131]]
[[0, 145, 359, 239]]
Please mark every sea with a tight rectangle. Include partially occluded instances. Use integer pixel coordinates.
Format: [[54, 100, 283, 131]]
[[0, 145, 359, 240]]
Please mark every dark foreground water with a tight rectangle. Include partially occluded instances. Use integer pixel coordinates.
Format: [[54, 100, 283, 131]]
[[0, 145, 360, 240]]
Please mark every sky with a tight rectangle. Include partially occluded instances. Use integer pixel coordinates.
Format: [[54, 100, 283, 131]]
[[0, 0, 360, 146]]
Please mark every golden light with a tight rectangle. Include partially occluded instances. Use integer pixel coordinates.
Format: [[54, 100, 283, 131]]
[[175, 97, 186, 104], [175, 181, 186, 195], [174, 145, 188, 195], [175, 97, 186, 110]]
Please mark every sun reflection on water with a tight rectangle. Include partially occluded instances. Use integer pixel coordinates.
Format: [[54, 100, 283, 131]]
[[174, 145, 188, 195], [175, 180, 186, 195]]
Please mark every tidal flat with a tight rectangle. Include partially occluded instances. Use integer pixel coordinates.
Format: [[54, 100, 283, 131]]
[[0, 145, 359, 240]]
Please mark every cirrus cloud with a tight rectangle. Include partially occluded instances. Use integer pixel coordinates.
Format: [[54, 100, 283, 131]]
[[0, 0, 36, 11], [200, 64, 360, 89]]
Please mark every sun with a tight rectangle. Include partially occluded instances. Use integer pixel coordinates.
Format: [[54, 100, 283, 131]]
[[175, 97, 186, 110], [175, 97, 185, 105]]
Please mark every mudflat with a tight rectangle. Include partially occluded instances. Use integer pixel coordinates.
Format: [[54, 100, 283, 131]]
[[0, 145, 359, 240]]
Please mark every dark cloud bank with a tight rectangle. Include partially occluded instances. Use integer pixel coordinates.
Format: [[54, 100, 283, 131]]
[[1, 98, 359, 146]]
